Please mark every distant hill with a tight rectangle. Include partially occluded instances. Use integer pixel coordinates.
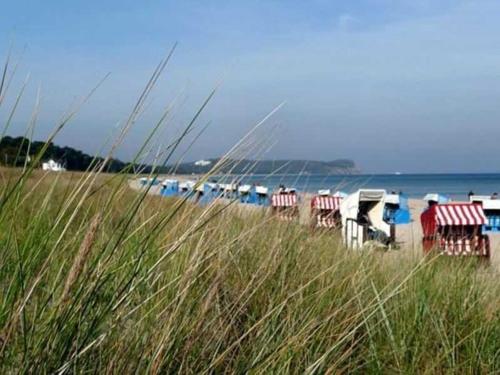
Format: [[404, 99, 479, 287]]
[[0, 136, 359, 175], [171, 158, 359, 175]]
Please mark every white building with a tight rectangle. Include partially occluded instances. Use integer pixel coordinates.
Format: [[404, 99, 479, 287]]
[[194, 159, 211, 167], [42, 159, 66, 172]]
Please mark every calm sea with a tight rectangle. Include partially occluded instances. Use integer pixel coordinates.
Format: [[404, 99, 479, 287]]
[[219, 174, 500, 200]]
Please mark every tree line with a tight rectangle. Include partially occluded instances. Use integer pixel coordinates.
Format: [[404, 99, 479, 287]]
[[0, 136, 357, 175]]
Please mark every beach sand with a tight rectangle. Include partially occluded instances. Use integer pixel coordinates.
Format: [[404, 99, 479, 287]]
[[131, 178, 500, 271]]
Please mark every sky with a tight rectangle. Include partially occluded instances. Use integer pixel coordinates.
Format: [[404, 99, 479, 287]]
[[1, 0, 500, 173]]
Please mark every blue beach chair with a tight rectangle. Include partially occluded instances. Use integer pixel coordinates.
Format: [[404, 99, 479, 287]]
[[160, 179, 179, 197], [384, 193, 411, 225]]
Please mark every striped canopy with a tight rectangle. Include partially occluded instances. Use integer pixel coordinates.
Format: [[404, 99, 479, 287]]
[[311, 195, 341, 211], [271, 193, 298, 207], [434, 203, 487, 226]]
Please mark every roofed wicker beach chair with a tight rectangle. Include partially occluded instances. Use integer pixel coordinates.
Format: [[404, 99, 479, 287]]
[[271, 187, 299, 221], [310, 189, 342, 230], [421, 202, 490, 259]]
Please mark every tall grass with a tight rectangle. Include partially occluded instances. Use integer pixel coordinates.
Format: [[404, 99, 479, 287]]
[[0, 51, 498, 373]]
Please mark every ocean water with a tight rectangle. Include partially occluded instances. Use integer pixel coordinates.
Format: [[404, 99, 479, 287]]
[[219, 174, 500, 200]]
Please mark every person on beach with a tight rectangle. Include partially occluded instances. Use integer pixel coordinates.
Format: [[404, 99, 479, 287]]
[[492, 192, 498, 199]]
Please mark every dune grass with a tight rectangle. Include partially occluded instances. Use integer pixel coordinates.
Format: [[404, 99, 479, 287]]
[[0, 168, 498, 373]]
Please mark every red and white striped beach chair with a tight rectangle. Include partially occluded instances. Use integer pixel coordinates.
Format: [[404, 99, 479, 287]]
[[271, 191, 299, 221], [421, 202, 490, 258], [310, 194, 342, 229]]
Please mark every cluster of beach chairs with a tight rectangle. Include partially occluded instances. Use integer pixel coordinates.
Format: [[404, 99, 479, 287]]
[[139, 177, 497, 260]]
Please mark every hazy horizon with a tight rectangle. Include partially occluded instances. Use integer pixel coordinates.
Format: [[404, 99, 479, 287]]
[[2, 1, 500, 174]]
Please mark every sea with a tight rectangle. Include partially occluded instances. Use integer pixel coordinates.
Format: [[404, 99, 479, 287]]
[[217, 173, 500, 200]]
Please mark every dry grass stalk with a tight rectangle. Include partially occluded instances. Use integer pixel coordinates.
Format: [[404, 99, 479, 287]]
[[60, 213, 102, 304]]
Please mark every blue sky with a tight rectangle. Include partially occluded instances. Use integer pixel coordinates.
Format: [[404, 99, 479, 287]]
[[1, 0, 500, 173]]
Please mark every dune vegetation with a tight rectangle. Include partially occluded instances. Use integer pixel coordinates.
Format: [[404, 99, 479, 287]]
[[0, 51, 499, 373]]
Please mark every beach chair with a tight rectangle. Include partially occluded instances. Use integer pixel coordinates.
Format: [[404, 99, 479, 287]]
[[195, 182, 219, 205], [340, 189, 392, 249], [178, 180, 196, 197], [219, 183, 238, 200], [382, 193, 411, 242], [271, 188, 299, 221], [420, 202, 490, 258], [384, 193, 411, 224], [254, 186, 270, 206], [238, 185, 253, 204], [139, 177, 160, 187], [239, 185, 270, 206], [469, 195, 500, 232], [160, 179, 179, 197], [310, 189, 342, 229]]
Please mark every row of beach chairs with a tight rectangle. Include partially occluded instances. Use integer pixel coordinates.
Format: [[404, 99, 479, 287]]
[[139, 177, 496, 260]]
